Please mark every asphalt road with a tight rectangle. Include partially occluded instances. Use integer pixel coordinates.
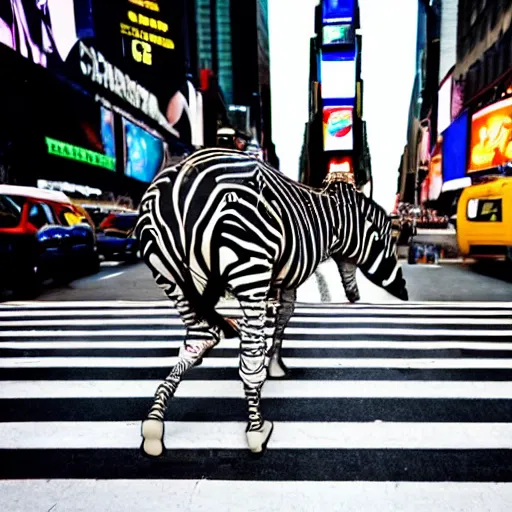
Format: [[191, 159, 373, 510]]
[[10, 258, 512, 303]]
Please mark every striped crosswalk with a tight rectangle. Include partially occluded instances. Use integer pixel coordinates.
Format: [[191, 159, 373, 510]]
[[1, 300, 512, 510]]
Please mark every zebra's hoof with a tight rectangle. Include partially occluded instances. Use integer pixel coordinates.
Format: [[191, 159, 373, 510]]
[[141, 419, 165, 457], [268, 357, 289, 379], [246, 420, 273, 454]]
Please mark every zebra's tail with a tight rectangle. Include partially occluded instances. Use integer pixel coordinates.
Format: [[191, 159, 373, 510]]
[[184, 276, 240, 339]]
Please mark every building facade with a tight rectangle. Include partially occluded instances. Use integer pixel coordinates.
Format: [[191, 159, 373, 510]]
[[0, 0, 279, 204], [195, 0, 279, 167], [0, 0, 202, 203], [299, 0, 372, 193], [397, 0, 512, 218]]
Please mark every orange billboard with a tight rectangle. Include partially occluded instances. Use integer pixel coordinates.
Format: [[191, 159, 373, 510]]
[[468, 97, 512, 173]]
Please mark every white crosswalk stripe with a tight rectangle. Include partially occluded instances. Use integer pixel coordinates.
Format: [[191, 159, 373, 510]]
[[1, 300, 512, 511]]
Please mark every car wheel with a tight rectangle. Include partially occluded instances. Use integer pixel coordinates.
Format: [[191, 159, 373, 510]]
[[12, 265, 41, 299], [86, 254, 101, 275]]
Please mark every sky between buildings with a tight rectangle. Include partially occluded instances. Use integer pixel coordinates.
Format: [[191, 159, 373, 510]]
[[268, 0, 418, 212]]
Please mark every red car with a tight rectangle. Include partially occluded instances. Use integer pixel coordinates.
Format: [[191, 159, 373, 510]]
[[0, 185, 99, 297]]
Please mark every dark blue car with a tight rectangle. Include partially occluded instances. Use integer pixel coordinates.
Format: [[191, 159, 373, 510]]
[[96, 212, 140, 263]]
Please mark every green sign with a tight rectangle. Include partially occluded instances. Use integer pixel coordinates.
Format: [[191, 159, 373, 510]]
[[45, 137, 116, 171]]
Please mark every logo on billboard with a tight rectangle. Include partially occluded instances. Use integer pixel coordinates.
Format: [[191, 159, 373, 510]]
[[79, 42, 177, 136], [469, 97, 512, 173], [323, 106, 353, 151]]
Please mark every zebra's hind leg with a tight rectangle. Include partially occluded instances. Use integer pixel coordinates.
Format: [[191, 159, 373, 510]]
[[268, 288, 296, 379], [235, 294, 277, 454], [141, 297, 221, 457]]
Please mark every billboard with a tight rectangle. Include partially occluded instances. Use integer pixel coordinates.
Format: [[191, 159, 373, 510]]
[[468, 97, 512, 173], [322, 24, 355, 46], [437, 76, 452, 135], [442, 111, 469, 183], [123, 118, 165, 183], [320, 50, 356, 100], [44, 98, 117, 172], [0, 0, 194, 143], [323, 106, 353, 151], [322, 0, 355, 24]]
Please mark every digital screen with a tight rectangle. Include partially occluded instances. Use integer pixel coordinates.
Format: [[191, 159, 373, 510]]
[[45, 101, 116, 171], [437, 77, 452, 135], [328, 156, 353, 174], [442, 111, 469, 182], [322, 0, 355, 24], [45, 138, 115, 171], [468, 97, 512, 173], [323, 106, 353, 151], [320, 51, 356, 100], [123, 118, 164, 183], [323, 24, 354, 46]]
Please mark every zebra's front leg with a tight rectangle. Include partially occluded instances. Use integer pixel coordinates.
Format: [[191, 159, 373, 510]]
[[141, 308, 220, 457], [268, 288, 296, 379], [238, 298, 276, 454]]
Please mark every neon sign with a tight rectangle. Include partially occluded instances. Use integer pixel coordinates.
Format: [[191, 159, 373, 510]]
[[79, 42, 177, 136], [45, 137, 116, 171], [121, 0, 175, 66]]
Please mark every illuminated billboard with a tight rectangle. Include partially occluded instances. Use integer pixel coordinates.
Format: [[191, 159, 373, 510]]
[[322, 24, 355, 46], [322, 0, 355, 24], [45, 103, 117, 171], [468, 97, 512, 173], [442, 111, 469, 183], [320, 51, 356, 100], [123, 119, 165, 183], [323, 106, 353, 151], [437, 76, 452, 135], [0, 0, 193, 143]]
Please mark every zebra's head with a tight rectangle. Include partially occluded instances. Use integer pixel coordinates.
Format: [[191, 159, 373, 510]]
[[329, 182, 408, 301]]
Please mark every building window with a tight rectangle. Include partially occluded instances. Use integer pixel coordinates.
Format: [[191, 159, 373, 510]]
[[216, 0, 233, 104]]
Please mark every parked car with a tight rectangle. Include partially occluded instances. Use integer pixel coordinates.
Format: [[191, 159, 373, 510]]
[[0, 185, 99, 297], [96, 211, 139, 263]]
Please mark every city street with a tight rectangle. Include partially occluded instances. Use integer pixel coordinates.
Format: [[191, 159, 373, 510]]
[[1, 258, 512, 510], [12, 257, 512, 303]]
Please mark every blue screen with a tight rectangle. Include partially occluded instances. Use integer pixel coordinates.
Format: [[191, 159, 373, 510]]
[[442, 111, 469, 183], [124, 119, 164, 183], [322, 0, 355, 24]]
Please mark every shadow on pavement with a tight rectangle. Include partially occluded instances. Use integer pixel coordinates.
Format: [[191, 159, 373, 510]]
[[469, 261, 512, 284]]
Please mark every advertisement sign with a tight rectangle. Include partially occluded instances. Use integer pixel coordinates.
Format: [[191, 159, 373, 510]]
[[437, 76, 452, 135], [320, 50, 356, 100], [45, 100, 117, 171], [123, 118, 164, 183], [322, 0, 355, 24], [328, 156, 353, 175], [0, 0, 193, 143], [323, 106, 353, 151], [442, 111, 469, 183], [322, 24, 354, 46], [468, 97, 512, 173]]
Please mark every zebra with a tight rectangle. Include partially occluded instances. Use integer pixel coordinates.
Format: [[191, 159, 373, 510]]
[[135, 148, 408, 456]]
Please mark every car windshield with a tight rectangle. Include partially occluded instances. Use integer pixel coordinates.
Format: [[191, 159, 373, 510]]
[[0, 194, 23, 228]]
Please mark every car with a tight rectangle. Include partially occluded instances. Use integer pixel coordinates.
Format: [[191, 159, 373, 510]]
[[0, 185, 99, 297], [96, 211, 140, 263]]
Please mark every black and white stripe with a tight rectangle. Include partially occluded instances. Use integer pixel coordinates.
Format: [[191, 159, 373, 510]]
[[135, 148, 408, 447], [2, 299, 512, 511]]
